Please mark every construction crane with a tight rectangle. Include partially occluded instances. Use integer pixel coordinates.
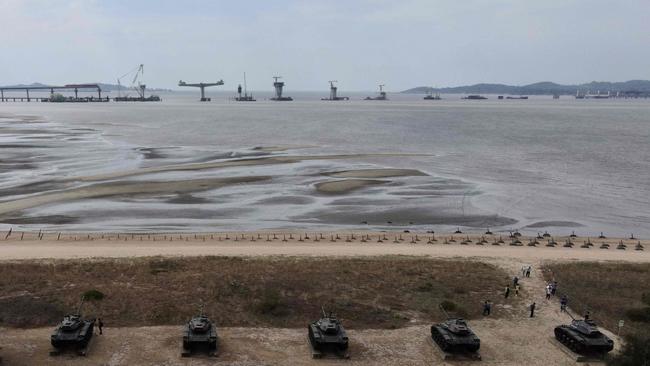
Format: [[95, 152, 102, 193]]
[[178, 79, 224, 101]]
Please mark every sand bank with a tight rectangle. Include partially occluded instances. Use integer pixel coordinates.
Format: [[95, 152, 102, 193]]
[[325, 168, 428, 178], [315, 179, 386, 194], [70, 153, 428, 182], [0, 176, 269, 216]]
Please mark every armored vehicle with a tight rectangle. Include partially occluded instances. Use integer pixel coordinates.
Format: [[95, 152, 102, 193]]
[[431, 304, 481, 354], [182, 307, 218, 356], [308, 308, 349, 358], [554, 313, 614, 355], [50, 298, 95, 355]]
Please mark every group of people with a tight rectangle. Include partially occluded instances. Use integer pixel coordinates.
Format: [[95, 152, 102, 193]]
[[545, 281, 558, 300], [483, 266, 573, 319]]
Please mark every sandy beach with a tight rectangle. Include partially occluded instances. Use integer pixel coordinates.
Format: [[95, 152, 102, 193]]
[[0, 231, 647, 261]]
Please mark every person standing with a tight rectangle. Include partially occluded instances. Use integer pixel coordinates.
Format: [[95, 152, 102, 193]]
[[526, 266, 532, 278], [483, 300, 491, 316], [515, 284, 520, 296], [530, 302, 536, 317], [504, 285, 511, 299], [545, 285, 551, 300], [513, 276, 519, 287], [560, 295, 568, 312], [98, 318, 104, 335]]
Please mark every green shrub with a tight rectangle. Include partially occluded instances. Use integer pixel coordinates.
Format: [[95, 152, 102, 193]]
[[607, 332, 650, 366], [415, 282, 434, 292], [83, 289, 105, 301], [256, 290, 289, 317], [149, 259, 178, 274], [440, 300, 458, 312], [625, 307, 650, 323], [642, 293, 650, 306]]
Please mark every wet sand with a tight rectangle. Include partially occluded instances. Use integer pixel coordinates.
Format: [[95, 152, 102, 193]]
[[325, 168, 428, 178], [71, 153, 428, 182], [315, 179, 386, 194], [0, 176, 270, 216]]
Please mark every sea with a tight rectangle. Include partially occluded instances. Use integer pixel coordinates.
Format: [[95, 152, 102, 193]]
[[1, 90, 649, 237]]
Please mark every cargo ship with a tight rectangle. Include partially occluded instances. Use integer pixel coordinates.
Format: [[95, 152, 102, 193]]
[[462, 95, 487, 100], [423, 88, 441, 100]]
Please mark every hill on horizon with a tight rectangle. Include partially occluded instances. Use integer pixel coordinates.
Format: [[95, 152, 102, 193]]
[[0, 82, 171, 92], [402, 80, 650, 95]]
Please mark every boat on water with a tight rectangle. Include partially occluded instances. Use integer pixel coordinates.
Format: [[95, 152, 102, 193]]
[[506, 96, 528, 100], [462, 95, 487, 100], [364, 84, 388, 100], [576, 90, 610, 99], [423, 88, 441, 100], [114, 64, 161, 102], [235, 73, 255, 102]]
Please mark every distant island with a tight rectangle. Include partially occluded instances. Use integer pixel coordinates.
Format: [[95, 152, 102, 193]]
[[0, 82, 172, 92], [402, 80, 650, 96]]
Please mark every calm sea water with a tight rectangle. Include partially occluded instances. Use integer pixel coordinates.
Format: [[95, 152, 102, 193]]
[[1, 91, 649, 236]]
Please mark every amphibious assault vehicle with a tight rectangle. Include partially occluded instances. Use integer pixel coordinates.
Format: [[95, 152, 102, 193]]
[[431, 304, 481, 354], [50, 298, 95, 355], [308, 308, 349, 358], [182, 306, 218, 357], [554, 312, 614, 356]]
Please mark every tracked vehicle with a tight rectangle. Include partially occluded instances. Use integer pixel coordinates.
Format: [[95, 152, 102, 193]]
[[431, 304, 480, 354], [554, 312, 613, 356], [50, 298, 95, 355], [182, 306, 218, 357], [308, 307, 349, 358]]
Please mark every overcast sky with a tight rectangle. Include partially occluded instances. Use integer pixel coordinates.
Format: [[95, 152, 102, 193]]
[[1, 0, 648, 91]]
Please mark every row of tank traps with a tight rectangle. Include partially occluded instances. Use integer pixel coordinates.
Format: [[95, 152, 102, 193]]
[[2, 228, 645, 245]]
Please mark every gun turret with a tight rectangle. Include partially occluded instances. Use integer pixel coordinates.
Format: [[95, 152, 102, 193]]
[[75, 296, 86, 316], [439, 303, 452, 319]]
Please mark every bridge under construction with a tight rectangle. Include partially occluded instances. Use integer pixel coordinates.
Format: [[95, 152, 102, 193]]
[[178, 80, 224, 101]]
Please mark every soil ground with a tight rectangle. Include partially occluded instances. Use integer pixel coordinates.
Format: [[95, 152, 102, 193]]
[[0, 232, 644, 365]]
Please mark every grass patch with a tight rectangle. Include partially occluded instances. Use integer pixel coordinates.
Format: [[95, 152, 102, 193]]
[[0, 256, 513, 328], [83, 289, 105, 301]]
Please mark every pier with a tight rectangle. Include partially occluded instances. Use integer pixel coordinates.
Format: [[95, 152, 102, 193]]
[[0, 84, 105, 102]]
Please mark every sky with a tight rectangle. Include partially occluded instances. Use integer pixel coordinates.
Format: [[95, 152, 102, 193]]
[[0, 0, 649, 91]]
